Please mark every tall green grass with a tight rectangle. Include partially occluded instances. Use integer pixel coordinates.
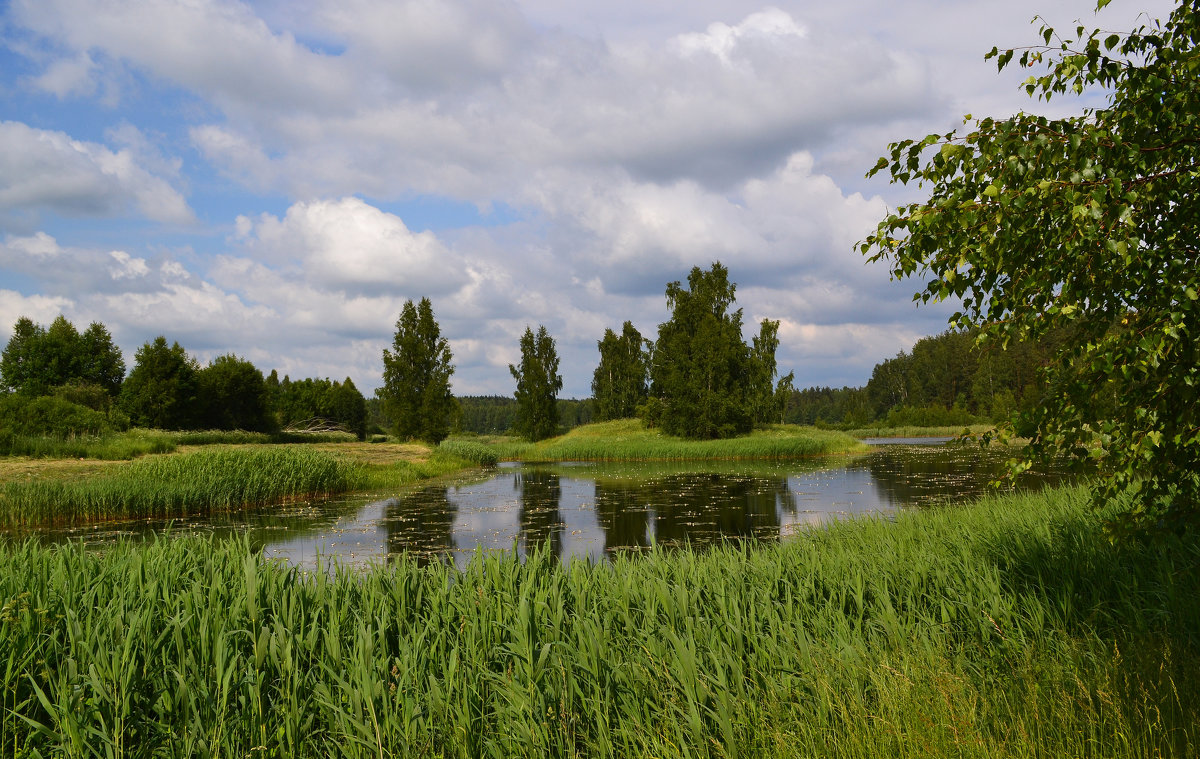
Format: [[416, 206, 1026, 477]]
[[0, 448, 364, 527], [0, 430, 177, 460], [491, 419, 865, 462], [355, 448, 492, 492], [0, 428, 361, 462], [2, 485, 1196, 757], [434, 439, 499, 466]]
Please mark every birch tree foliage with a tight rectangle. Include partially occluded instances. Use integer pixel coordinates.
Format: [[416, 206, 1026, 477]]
[[862, 0, 1200, 532], [510, 325, 563, 442]]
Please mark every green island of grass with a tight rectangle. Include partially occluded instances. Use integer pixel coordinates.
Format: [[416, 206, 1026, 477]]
[[461, 418, 868, 462], [2, 484, 1196, 756]]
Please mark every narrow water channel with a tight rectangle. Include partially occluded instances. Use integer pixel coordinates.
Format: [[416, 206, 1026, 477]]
[[14, 442, 1072, 569]]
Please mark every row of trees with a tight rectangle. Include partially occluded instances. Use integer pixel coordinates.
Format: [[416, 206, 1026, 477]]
[[0, 291, 1057, 443], [377, 264, 792, 443], [0, 318, 368, 438]]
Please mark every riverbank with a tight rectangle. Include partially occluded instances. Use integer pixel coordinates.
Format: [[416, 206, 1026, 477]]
[[843, 422, 996, 439], [3, 484, 1196, 756], [0, 442, 482, 528], [459, 419, 867, 462]]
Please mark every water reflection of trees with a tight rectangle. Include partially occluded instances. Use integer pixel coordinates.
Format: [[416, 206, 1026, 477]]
[[595, 485, 650, 553], [595, 473, 796, 552], [516, 470, 564, 558], [384, 489, 456, 566], [854, 445, 1070, 507]]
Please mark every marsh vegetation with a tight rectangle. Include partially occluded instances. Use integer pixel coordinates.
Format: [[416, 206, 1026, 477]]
[[3, 485, 1196, 757]]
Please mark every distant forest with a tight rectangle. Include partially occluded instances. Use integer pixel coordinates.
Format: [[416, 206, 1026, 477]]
[[449, 327, 1060, 435], [3, 312, 1059, 442]]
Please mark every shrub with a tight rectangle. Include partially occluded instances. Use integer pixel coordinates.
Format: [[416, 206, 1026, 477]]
[[0, 394, 116, 438]]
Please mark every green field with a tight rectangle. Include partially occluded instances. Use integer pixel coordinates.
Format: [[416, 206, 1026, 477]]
[[3, 485, 1196, 757], [457, 419, 867, 462]]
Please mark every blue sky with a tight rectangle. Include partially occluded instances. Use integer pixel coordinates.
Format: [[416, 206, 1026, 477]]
[[0, 0, 1175, 397]]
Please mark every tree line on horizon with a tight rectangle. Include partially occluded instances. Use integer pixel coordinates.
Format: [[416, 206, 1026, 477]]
[[2, 265, 1057, 446], [0, 316, 368, 442]]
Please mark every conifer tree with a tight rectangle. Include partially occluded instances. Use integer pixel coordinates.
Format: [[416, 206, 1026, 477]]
[[379, 298, 456, 443]]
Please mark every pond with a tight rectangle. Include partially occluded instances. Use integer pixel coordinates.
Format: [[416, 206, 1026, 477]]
[[15, 442, 1073, 569]]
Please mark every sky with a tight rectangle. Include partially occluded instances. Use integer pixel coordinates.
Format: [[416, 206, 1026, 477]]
[[0, 0, 1177, 398]]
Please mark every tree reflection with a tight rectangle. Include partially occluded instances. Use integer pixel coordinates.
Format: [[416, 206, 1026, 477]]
[[853, 445, 1067, 508], [517, 470, 564, 558], [594, 484, 651, 553], [384, 488, 456, 566], [594, 473, 796, 551]]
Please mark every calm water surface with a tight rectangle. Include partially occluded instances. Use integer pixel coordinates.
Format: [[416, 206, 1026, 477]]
[[13, 443, 1071, 569]]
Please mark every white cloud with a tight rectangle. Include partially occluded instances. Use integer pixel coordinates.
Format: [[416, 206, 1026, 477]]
[[672, 8, 807, 64], [30, 51, 97, 98], [0, 121, 193, 227], [6, 0, 1180, 396], [10, 0, 357, 114], [18, 1, 936, 198], [317, 0, 535, 93], [231, 197, 469, 297], [0, 233, 159, 294], [0, 291, 74, 342]]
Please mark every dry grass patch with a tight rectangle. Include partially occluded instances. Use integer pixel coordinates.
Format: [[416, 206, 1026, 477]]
[[0, 456, 138, 485]]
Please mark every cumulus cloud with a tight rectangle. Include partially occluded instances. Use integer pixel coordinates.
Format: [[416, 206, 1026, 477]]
[[530, 152, 891, 306], [0, 232, 164, 294], [12, 0, 938, 199], [0, 121, 193, 227], [9, 0, 357, 114], [0, 291, 75, 342], [230, 197, 469, 297], [10, 0, 1171, 395]]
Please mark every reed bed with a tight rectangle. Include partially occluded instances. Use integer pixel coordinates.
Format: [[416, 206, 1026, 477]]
[[434, 439, 499, 466], [354, 448, 490, 492], [504, 419, 865, 462], [0, 448, 364, 527], [2, 485, 1196, 757]]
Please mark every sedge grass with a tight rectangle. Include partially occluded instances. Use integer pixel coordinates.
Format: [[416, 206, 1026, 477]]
[[486, 419, 865, 462], [2, 485, 1196, 757], [0, 447, 364, 527], [1, 442, 489, 527], [434, 439, 500, 466]]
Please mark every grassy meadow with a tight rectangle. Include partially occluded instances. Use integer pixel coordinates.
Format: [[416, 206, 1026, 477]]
[[1, 484, 1196, 757], [456, 418, 867, 462]]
